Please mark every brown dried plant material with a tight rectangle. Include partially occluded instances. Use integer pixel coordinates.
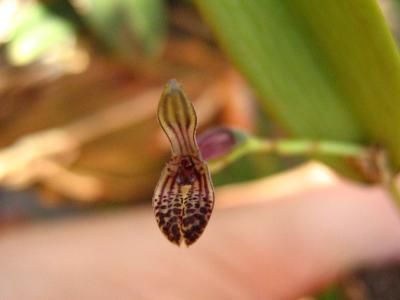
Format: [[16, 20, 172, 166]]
[[152, 80, 214, 246], [0, 28, 252, 203]]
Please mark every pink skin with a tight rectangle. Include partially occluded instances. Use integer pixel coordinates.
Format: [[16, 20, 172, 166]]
[[0, 179, 399, 299]]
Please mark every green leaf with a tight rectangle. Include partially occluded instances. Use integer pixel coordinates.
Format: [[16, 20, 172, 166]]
[[10, 2, 47, 38], [7, 17, 75, 66], [196, 0, 400, 171], [78, 0, 167, 59]]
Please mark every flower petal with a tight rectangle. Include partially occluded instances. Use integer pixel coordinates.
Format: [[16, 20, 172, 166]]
[[153, 80, 215, 246], [153, 155, 214, 246], [157, 79, 198, 156]]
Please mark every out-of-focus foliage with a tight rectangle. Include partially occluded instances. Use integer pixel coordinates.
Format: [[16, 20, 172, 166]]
[[8, 18, 75, 66], [0, 0, 277, 204], [4, 2, 76, 65], [2, 0, 399, 202], [75, 0, 167, 60], [2, 0, 167, 66], [196, 0, 400, 177]]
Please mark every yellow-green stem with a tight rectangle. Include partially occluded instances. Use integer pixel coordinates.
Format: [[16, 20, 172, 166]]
[[207, 137, 368, 173]]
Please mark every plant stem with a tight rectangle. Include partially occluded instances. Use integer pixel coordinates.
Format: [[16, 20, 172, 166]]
[[374, 149, 400, 206], [388, 179, 400, 206], [206, 134, 400, 211], [207, 137, 368, 174]]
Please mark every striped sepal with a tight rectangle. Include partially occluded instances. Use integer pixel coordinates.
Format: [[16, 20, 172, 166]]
[[153, 80, 215, 246], [157, 79, 198, 156]]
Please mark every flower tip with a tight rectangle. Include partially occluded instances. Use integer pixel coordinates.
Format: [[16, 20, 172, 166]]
[[165, 79, 181, 93]]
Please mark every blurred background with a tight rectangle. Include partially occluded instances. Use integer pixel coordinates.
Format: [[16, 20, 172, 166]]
[[1, 0, 400, 299], [0, 0, 292, 224]]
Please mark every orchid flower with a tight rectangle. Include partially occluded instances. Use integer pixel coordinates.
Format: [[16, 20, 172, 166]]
[[152, 80, 215, 246]]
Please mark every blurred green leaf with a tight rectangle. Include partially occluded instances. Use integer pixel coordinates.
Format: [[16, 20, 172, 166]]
[[7, 13, 75, 66], [197, 0, 400, 173], [212, 153, 286, 187], [11, 2, 47, 39], [78, 0, 167, 59]]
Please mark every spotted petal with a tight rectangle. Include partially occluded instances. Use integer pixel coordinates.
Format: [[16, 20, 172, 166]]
[[152, 80, 215, 246]]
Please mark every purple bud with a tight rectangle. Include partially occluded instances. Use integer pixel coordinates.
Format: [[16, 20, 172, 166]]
[[197, 127, 247, 161]]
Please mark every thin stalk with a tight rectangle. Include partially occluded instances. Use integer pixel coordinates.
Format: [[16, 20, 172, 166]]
[[373, 148, 400, 206], [388, 179, 400, 206], [206, 135, 400, 208], [207, 137, 368, 174]]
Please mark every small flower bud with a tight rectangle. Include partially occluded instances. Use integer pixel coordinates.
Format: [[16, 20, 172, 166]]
[[197, 127, 248, 161]]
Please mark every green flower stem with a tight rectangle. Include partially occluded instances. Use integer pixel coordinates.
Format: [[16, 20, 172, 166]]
[[373, 149, 400, 206], [207, 137, 368, 174], [388, 179, 400, 206], [269, 139, 367, 157], [207, 135, 400, 207]]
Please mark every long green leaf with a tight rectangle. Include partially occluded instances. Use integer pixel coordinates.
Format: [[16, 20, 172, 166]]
[[196, 0, 400, 170]]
